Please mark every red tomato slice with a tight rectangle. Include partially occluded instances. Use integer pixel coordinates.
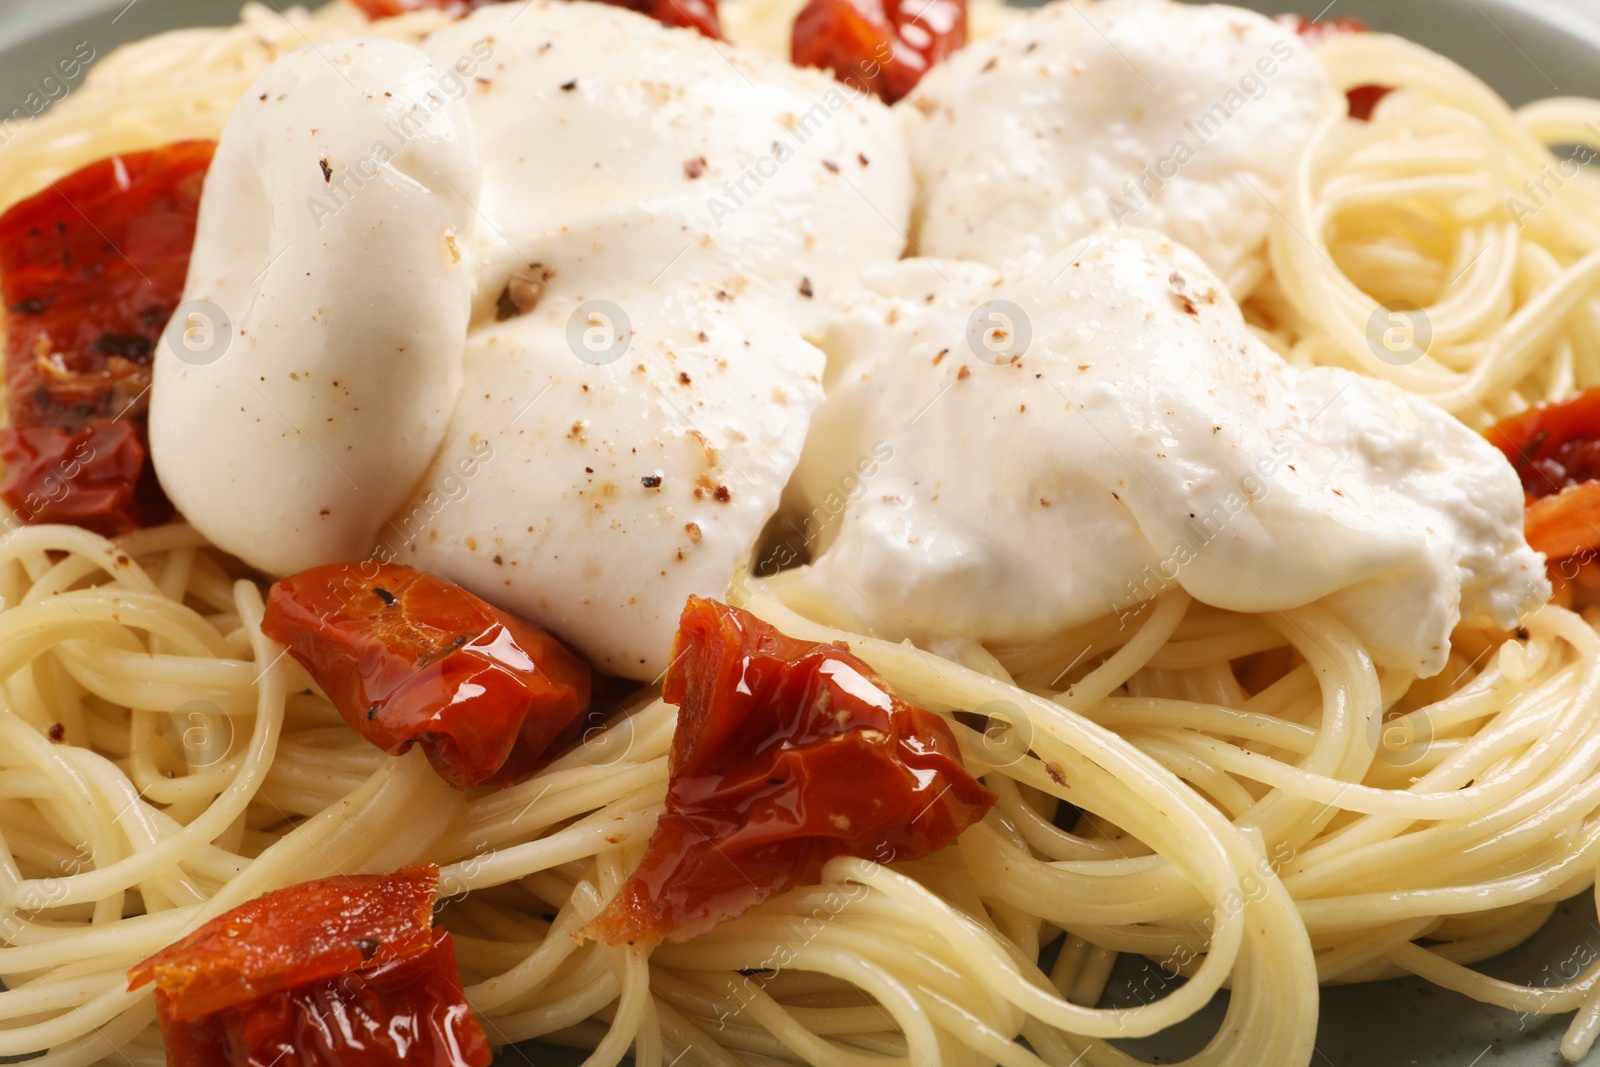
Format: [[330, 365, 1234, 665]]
[[348, 0, 722, 38], [584, 596, 995, 946], [792, 0, 966, 103], [1274, 13, 1392, 121], [129, 866, 491, 1067], [0, 141, 213, 536], [261, 563, 593, 789]]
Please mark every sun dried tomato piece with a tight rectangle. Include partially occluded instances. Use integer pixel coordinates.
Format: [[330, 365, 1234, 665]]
[[128, 866, 439, 1020], [1489, 387, 1600, 503], [151, 936, 486, 1067], [1521, 482, 1600, 565], [261, 563, 593, 789], [1344, 83, 1392, 122], [632, 0, 723, 38], [0, 140, 213, 535], [348, 0, 722, 38], [1274, 13, 1392, 121], [1487, 387, 1600, 565], [0, 420, 170, 534], [792, 0, 966, 103], [129, 866, 491, 1067], [584, 596, 995, 946]]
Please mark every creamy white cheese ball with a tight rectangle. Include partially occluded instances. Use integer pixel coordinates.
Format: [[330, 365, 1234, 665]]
[[901, 0, 1336, 292], [150, 37, 482, 578], [153, 2, 913, 679], [389, 281, 823, 679], [791, 230, 1548, 677], [422, 1, 912, 337]]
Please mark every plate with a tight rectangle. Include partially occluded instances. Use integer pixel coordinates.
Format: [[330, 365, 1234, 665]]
[[0, 0, 1597, 1063]]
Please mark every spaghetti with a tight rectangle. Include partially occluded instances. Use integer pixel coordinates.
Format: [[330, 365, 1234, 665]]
[[1252, 30, 1600, 428], [0, 524, 1318, 1067]]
